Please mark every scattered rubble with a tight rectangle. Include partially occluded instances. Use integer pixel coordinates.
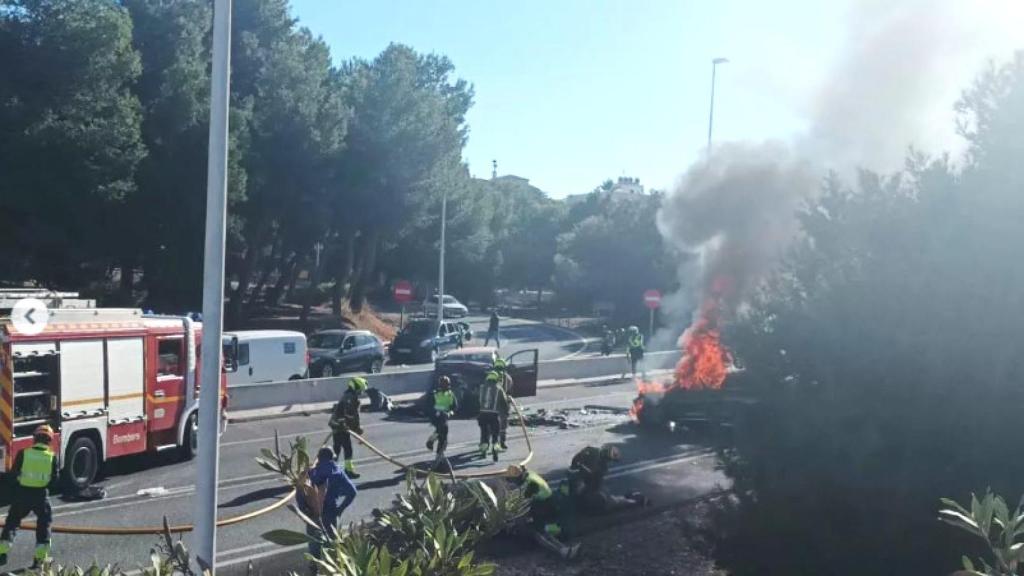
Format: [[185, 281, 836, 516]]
[[512, 405, 629, 429]]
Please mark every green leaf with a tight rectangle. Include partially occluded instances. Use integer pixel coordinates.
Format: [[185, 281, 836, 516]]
[[261, 529, 313, 546], [940, 509, 982, 533]]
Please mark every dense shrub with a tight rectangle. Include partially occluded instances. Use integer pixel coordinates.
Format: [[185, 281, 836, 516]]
[[715, 53, 1024, 575]]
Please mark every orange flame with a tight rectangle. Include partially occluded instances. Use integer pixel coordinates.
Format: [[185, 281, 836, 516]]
[[632, 278, 733, 421]]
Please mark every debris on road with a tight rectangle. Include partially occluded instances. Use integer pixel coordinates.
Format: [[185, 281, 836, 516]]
[[512, 406, 629, 429], [136, 487, 169, 498], [366, 387, 394, 412]]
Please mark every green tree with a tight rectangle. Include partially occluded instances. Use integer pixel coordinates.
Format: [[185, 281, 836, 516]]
[[225, 0, 348, 323], [333, 43, 473, 311], [0, 0, 143, 288], [554, 189, 674, 321]]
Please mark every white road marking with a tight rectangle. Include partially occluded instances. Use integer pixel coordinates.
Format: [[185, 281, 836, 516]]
[[540, 322, 591, 361]]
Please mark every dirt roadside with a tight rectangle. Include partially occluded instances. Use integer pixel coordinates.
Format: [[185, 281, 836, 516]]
[[487, 498, 724, 576]]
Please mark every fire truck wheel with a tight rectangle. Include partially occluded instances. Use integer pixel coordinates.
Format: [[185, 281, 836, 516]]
[[62, 435, 100, 491], [181, 412, 199, 460]]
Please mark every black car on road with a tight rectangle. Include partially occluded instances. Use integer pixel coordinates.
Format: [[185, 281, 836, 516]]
[[427, 346, 539, 416], [309, 329, 386, 377], [389, 318, 473, 364]]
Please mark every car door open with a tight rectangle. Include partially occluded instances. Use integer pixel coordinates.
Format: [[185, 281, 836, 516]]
[[506, 348, 539, 397]]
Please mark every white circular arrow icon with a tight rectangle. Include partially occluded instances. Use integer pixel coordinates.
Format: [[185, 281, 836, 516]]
[[11, 298, 50, 336]]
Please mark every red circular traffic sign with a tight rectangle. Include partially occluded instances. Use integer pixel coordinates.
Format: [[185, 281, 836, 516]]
[[643, 289, 662, 310], [393, 280, 414, 304]]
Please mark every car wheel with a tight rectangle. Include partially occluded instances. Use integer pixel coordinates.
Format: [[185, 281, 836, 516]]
[[181, 412, 199, 461], [368, 358, 383, 374], [321, 363, 335, 377], [62, 435, 100, 491]]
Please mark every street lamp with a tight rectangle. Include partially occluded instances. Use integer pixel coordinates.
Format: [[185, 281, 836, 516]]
[[707, 57, 729, 155], [194, 0, 232, 571]]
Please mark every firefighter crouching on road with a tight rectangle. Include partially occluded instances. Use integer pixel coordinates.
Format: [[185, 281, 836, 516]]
[[477, 371, 508, 461], [507, 464, 580, 559], [493, 358, 514, 450], [568, 444, 649, 513], [300, 446, 357, 573], [0, 425, 58, 569], [330, 377, 368, 479], [426, 376, 458, 463]]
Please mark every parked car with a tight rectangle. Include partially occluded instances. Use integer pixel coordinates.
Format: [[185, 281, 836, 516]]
[[223, 330, 308, 386], [389, 318, 467, 364], [309, 329, 386, 377], [425, 347, 540, 416], [423, 294, 469, 318]]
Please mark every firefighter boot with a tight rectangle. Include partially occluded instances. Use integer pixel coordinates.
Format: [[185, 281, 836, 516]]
[[426, 433, 436, 452], [478, 443, 489, 459], [533, 530, 573, 559], [344, 459, 360, 479], [492, 445, 499, 462], [31, 542, 51, 570], [0, 539, 10, 566]]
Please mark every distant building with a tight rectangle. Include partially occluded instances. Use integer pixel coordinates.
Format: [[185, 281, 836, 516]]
[[565, 176, 645, 205], [493, 174, 531, 186]]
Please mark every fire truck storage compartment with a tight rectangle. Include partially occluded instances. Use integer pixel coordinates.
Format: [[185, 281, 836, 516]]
[[105, 338, 145, 423], [12, 342, 60, 438], [60, 340, 106, 419]]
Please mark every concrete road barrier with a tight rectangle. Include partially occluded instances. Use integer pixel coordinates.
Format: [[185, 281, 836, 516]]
[[227, 350, 682, 412]]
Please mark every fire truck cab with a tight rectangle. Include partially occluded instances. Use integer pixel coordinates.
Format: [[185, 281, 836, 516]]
[[0, 308, 228, 490]]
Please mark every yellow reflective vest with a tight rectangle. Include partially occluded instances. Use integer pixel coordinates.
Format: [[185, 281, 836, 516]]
[[19, 444, 55, 489]]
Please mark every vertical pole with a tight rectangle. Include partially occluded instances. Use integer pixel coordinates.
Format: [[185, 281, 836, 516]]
[[194, 0, 232, 571], [437, 192, 447, 322], [707, 62, 717, 155], [649, 308, 655, 340], [400, 305, 405, 330]]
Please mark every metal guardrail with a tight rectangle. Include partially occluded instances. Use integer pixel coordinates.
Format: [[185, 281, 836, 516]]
[[227, 350, 683, 412]]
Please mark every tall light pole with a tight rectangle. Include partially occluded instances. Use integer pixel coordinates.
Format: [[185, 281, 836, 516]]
[[707, 57, 729, 155], [436, 191, 447, 322], [194, 0, 232, 571]]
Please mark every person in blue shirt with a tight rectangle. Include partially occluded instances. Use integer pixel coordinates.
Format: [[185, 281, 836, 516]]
[[308, 447, 357, 540]]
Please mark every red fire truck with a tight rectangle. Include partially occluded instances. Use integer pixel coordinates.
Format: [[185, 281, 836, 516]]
[[0, 308, 229, 490]]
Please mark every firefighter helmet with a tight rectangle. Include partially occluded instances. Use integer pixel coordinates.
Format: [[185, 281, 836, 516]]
[[493, 358, 508, 371], [33, 424, 54, 441], [600, 444, 621, 461], [486, 371, 500, 383], [437, 375, 452, 388], [348, 376, 368, 393], [506, 464, 526, 478]]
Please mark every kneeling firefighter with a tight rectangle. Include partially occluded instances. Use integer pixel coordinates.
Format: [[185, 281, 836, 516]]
[[568, 444, 649, 512], [507, 465, 580, 559]]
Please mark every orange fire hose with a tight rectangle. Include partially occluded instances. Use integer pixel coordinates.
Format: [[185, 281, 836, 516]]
[[0, 488, 295, 535], [349, 395, 534, 479], [2, 395, 536, 535]]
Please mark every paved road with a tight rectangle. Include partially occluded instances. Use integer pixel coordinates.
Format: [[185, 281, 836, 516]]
[[0, 380, 724, 573], [381, 315, 594, 372]]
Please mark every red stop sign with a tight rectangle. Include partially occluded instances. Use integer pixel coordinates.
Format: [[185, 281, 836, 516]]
[[643, 289, 662, 310], [393, 280, 414, 304]]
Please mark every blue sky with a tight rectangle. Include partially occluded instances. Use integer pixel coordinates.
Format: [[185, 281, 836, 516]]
[[289, 0, 1020, 197]]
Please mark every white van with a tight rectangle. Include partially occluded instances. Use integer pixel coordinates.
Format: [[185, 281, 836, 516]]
[[223, 330, 308, 386]]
